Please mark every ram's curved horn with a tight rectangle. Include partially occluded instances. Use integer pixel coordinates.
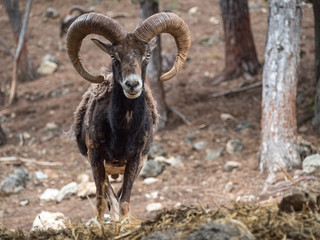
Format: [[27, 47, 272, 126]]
[[134, 12, 191, 81], [67, 13, 127, 83]]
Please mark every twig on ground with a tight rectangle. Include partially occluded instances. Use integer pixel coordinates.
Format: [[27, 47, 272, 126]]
[[209, 81, 262, 98], [276, 162, 297, 186], [0, 156, 63, 166], [169, 106, 191, 125]]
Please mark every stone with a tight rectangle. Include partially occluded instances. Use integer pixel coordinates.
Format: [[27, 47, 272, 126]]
[[42, 54, 59, 64], [224, 182, 233, 193], [77, 173, 90, 183], [226, 139, 244, 154], [143, 177, 159, 185], [184, 135, 196, 143], [155, 156, 184, 168], [0, 168, 29, 194], [143, 230, 176, 240], [56, 182, 78, 203], [45, 8, 60, 19], [140, 160, 165, 178], [188, 6, 199, 15], [45, 122, 58, 130], [77, 182, 96, 198], [20, 199, 29, 206], [235, 121, 253, 132], [279, 190, 318, 212], [205, 148, 223, 161], [146, 202, 163, 212], [220, 113, 234, 121], [34, 171, 48, 180], [148, 142, 166, 158], [209, 16, 219, 25], [40, 188, 59, 201], [193, 141, 207, 150], [37, 60, 58, 75], [31, 211, 66, 231], [145, 191, 159, 199], [302, 154, 320, 175], [188, 222, 254, 240], [224, 161, 241, 172]]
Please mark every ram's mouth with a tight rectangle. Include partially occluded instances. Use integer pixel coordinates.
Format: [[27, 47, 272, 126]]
[[123, 90, 142, 99]]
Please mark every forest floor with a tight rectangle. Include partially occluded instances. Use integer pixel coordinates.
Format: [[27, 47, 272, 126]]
[[0, 0, 318, 233]]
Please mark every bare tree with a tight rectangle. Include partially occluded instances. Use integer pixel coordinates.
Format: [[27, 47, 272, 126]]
[[140, 0, 167, 128], [5, 0, 38, 83], [0, 124, 6, 146], [214, 0, 261, 85], [312, 0, 320, 130], [260, 0, 302, 172]]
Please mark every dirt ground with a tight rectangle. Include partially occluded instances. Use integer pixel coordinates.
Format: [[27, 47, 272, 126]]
[[0, 0, 318, 232]]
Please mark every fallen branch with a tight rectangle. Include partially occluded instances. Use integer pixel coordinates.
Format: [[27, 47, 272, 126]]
[[8, 0, 33, 105], [0, 156, 63, 166], [209, 81, 262, 98], [169, 106, 191, 125]]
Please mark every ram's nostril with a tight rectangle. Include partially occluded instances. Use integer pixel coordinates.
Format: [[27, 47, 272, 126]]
[[125, 80, 139, 90]]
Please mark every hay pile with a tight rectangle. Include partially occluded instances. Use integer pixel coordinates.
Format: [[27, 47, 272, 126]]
[[1, 201, 320, 240]]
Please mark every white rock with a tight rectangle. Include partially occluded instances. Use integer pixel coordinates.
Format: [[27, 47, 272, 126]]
[[209, 16, 219, 25], [37, 60, 58, 75], [85, 214, 111, 226], [143, 177, 159, 185], [20, 199, 29, 206], [45, 122, 58, 130], [40, 188, 59, 201], [220, 113, 235, 121], [188, 6, 199, 15], [77, 173, 90, 183], [154, 156, 184, 168], [77, 182, 96, 198], [31, 211, 66, 231], [193, 141, 207, 150], [224, 161, 241, 172], [56, 182, 78, 203], [145, 191, 159, 199], [302, 154, 320, 174], [34, 171, 48, 180], [146, 202, 163, 212], [224, 181, 233, 193]]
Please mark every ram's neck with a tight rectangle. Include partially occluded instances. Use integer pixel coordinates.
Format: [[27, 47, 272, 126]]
[[109, 81, 147, 131]]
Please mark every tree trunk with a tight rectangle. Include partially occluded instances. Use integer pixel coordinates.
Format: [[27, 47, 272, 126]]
[[5, 0, 38, 83], [260, 0, 302, 172], [0, 123, 6, 146], [214, 0, 261, 84], [312, 0, 320, 130], [140, 0, 167, 128]]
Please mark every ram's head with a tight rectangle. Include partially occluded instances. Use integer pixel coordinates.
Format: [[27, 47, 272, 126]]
[[66, 12, 191, 99]]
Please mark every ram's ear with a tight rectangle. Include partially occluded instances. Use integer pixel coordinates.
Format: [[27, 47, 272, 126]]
[[91, 38, 112, 54], [149, 37, 157, 52]]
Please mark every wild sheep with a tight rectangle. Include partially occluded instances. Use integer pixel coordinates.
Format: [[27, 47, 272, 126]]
[[60, 6, 94, 38], [66, 12, 191, 221]]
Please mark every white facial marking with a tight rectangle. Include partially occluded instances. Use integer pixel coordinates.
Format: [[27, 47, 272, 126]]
[[122, 74, 143, 99]]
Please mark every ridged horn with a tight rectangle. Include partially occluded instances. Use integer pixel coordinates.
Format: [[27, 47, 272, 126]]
[[134, 12, 191, 81], [66, 13, 127, 83]]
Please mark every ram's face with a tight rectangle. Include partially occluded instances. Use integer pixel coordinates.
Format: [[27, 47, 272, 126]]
[[109, 35, 152, 99]]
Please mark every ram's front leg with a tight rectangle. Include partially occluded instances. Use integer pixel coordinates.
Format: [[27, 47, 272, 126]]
[[119, 154, 147, 218], [88, 148, 106, 222]]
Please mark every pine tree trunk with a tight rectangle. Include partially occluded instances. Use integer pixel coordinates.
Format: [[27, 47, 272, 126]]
[[5, 0, 38, 82], [260, 0, 301, 172], [140, 0, 167, 128], [312, 0, 320, 130], [214, 0, 261, 84]]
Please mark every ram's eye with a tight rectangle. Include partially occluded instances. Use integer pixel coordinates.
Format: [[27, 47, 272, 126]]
[[145, 53, 151, 60], [110, 55, 116, 61]]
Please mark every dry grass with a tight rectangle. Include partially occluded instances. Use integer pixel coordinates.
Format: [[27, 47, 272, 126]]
[[1, 201, 320, 240]]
